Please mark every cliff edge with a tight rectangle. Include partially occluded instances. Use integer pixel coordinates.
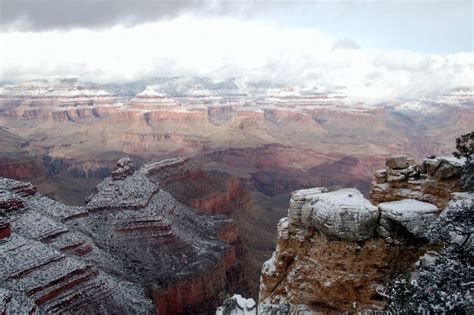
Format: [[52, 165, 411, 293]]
[[257, 154, 471, 313]]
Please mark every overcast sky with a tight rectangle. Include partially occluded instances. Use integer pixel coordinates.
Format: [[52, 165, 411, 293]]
[[0, 0, 473, 102]]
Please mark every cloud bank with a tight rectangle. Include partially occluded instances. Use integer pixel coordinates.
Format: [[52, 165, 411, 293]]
[[1, 16, 472, 104], [0, 1, 472, 103]]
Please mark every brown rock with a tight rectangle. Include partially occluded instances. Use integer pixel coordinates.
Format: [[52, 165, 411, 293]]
[[0, 218, 11, 239], [386, 155, 409, 169], [374, 169, 387, 184]]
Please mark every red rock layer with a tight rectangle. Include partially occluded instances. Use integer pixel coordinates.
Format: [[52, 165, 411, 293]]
[[0, 220, 11, 239]]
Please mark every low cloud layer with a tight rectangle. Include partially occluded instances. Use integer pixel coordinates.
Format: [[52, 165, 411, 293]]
[[1, 1, 472, 104], [1, 17, 472, 104]]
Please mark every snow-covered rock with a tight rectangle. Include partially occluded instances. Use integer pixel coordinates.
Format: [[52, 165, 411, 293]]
[[379, 199, 439, 237], [288, 188, 379, 241], [371, 155, 465, 209], [137, 86, 167, 97], [420, 155, 464, 179], [216, 294, 256, 315]]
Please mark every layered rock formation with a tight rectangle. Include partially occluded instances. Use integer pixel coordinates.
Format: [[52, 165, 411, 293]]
[[0, 158, 249, 314], [370, 155, 464, 208], [130, 86, 180, 110], [257, 155, 469, 313], [1, 79, 472, 308], [0, 78, 118, 121], [1, 79, 471, 207]]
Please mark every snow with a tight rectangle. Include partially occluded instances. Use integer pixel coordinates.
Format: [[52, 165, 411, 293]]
[[216, 294, 256, 315], [0, 83, 113, 97], [291, 187, 328, 201], [235, 294, 256, 310], [136, 86, 167, 97], [451, 192, 474, 203], [437, 155, 465, 167], [262, 253, 277, 277], [312, 188, 375, 210], [185, 85, 214, 96], [379, 199, 438, 216], [379, 199, 439, 237], [291, 188, 379, 241]]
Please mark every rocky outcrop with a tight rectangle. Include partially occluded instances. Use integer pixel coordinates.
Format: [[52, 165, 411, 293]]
[[370, 155, 464, 208], [0, 158, 249, 314], [257, 155, 468, 313], [111, 157, 135, 180], [378, 199, 438, 238], [0, 79, 118, 121], [0, 177, 154, 314], [289, 188, 378, 241]]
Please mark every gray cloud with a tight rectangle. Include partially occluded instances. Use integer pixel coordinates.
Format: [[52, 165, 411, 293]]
[[0, 0, 211, 31], [331, 38, 361, 51], [0, 0, 291, 31]]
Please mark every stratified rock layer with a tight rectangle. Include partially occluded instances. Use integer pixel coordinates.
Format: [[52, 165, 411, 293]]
[[0, 158, 249, 314]]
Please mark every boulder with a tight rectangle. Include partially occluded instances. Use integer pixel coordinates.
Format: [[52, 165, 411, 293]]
[[288, 187, 328, 226], [379, 199, 439, 237], [433, 156, 464, 179], [296, 188, 378, 241], [374, 169, 387, 184], [386, 155, 409, 169], [387, 173, 407, 183], [433, 163, 462, 179], [423, 158, 441, 175]]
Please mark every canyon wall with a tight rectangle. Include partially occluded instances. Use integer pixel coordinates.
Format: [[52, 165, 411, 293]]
[[0, 158, 250, 314], [258, 155, 469, 313], [1, 79, 471, 209]]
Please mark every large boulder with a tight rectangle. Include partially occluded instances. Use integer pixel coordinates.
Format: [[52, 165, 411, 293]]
[[433, 156, 464, 179], [386, 155, 409, 169], [379, 199, 439, 238], [418, 155, 464, 179], [291, 188, 378, 241]]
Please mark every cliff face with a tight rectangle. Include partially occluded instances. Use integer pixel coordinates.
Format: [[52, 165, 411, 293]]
[[258, 155, 467, 313], [0, 158, 249, 314]]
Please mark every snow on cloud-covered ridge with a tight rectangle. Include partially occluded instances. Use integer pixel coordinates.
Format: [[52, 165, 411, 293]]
[[0, 16, 473, 104]]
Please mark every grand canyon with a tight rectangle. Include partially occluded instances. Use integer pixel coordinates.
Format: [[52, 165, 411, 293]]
[[1, 0, 473, 314], [0, 78, 472, 313]]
